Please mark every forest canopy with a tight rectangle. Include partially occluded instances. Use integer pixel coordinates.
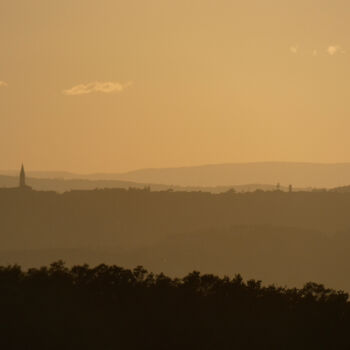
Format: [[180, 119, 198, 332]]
[[1, 261, 349, 349]]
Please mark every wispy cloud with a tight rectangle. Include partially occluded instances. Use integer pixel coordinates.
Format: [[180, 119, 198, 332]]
[[0, 81, 8, 88], [63, 81, 132, 96], [327, 45, 342, 56], [289, 45, 346, 57], [289, 45, 298, 54]]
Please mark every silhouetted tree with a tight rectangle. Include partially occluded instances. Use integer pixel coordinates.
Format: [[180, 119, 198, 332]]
[[1, 262, 350, 349]]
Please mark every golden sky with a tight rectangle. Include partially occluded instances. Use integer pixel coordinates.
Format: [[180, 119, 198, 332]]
[[1, 0, 350, 173]]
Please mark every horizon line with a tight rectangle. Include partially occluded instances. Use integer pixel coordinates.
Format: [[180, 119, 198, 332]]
[[3, 160, 350, 175]]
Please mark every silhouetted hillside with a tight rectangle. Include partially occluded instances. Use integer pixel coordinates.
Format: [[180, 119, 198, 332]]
[[2, 188, 350, 290], [0, 174, 162, 192], [0, 174, 300, 193], [331, 185, 350, 192]]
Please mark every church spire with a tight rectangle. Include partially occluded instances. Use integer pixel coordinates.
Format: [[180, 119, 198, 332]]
[[19, 164, 26, 188]]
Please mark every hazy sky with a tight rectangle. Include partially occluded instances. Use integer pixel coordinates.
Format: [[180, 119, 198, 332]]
[[1, 0, 350, 173]]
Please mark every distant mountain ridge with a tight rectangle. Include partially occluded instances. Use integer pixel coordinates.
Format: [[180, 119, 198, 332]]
[[114, 162, 350, 187], [2, 162, 350, 188]]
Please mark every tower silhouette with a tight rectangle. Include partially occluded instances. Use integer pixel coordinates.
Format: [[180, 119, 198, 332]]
[[19, 164, 26, 188]]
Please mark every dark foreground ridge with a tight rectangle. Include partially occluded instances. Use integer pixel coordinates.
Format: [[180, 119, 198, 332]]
[[2, 262, 350, 349]]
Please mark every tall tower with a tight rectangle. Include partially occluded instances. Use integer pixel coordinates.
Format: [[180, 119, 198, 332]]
[[19, 164, 26, 188]]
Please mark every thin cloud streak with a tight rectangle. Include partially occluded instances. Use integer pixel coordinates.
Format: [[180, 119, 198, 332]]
[[289, 45, 346, 56], [0, 81, 8, 87], [327, 45, 341, 56], [289, 45, 298, 54], [63, 81, 132, 96]]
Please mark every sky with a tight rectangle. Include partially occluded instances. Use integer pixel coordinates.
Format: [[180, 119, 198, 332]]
[[1, 0, 350, 173]]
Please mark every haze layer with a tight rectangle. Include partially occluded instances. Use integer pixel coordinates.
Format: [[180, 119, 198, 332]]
[[1, 0, 350, 173]]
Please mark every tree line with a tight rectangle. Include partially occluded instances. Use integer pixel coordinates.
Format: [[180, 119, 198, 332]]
[[1, 262, 350, 349]]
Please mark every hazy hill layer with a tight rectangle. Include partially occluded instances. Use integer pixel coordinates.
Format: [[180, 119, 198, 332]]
[[0, 174, 296, 193], [1, 188, 350, 290], [0, 174, 165, 193], [3, 162, 350, 188], [113, 162, 350, 187]]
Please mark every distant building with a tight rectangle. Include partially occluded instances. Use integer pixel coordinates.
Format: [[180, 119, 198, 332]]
[[19, 164, 32, 190]]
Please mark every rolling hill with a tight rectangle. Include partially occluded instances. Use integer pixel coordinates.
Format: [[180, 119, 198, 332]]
[[3, 162, 350, 188], [112, 162, 350, 187]]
